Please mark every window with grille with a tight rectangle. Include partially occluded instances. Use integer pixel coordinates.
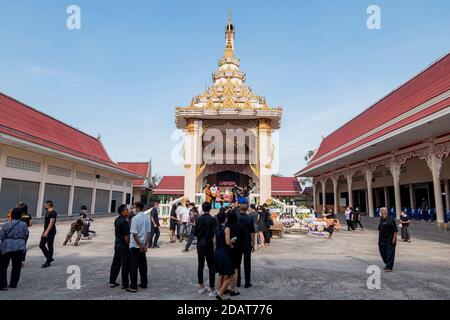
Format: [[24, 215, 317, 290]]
[[48, 165, 72, 178], [76, 171, 94, 181], [6, 156, 41, 173], [113, 179, 123, 187], [126, 181, 132, 188]]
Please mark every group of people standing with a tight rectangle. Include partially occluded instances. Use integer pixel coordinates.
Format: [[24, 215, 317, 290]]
[[203, 182, 257, 208], [343, 207, 364, 231], [194, 201, 268, 300], [0, 200, 56, 291]]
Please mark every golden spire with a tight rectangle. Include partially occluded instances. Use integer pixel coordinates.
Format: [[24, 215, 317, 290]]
[[224, 6, 235, 59]]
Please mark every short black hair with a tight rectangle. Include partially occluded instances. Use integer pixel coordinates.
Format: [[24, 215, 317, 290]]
[[81, 205, 88, 211], [18, 202, 28, 214], [117, 204, 127, 215], [202, 202, 212, 213], [217, 210, 226, 224], [11, 208, 23, 220], [45, 200, 54, 208], [226, 210, 237, 224], [134, 201, 144, 211], [250, 204, 256, 210]]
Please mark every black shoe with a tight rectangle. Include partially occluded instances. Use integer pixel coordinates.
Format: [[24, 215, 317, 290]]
[[153, 245, 160, 249], [110, 283, 120, 288], [244, 284, 252, 288], [223, 289, 231, 295], [41, 262, 51, 268], [138, 284, 147, 289], [182, 249, 189, 253], [0, 288, 7, 291], [230, 291, 240, 297], [49, 258, 54, 263], [121, 285, 129, 290], [8, 285, 17, 289]]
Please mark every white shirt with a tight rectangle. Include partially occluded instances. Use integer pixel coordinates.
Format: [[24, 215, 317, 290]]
[[182, 207, 191, 223], [130, 212, 151, 249], [210, 186, 217, 195]]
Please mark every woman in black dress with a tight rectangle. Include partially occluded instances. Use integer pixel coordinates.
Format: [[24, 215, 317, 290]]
[[257, 206, 268, 248], [169, 204, 178, 243], [213, 210, 235, 300], [226, 208, 240, 296]]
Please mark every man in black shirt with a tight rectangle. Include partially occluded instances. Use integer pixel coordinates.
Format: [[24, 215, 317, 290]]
[[378, 207, 398, 272], [109, 204, 131, 289], [149, 201, 161, 248], [236, 203, 255, 288], [40, 200, 57, 268], [194, 202, 217, 295]]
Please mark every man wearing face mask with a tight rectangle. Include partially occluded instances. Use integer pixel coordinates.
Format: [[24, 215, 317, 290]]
[[109, 204, 131, 289]]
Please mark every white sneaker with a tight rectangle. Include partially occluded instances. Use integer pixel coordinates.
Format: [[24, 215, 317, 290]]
[[208, 289, 217, 297], [198, 287, 209, 294]]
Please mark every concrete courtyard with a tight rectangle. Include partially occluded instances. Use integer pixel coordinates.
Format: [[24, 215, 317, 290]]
[[1, 216, 449, 300]]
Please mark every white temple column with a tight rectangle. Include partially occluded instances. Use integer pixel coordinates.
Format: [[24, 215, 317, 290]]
[[321, 179, 326, 213], [388, 158, 402, 220], [365, 168, 375, 218], [259, 120, 272, 204], [332, 176, 338, 214], [346, 170, 353, 208], [108, 178, 113, 214], [384, 186, 388, 207], [430, 154, 444, 224], [312, 182, 317, 212], [444, 179, 450, 211], [91, 170, 97, 214], [67, 164, 76, 217], [36, 157, 48, 218], [184, 120, 200, 203]]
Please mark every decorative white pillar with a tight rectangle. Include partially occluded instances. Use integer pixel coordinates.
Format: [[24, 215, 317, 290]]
[[417, 143, 446, 226], [259, 119, 272, 204], [388, 157, 402, 219], [67, 164, 76, 217], [365, 167, 375, 217], [184, 119, 200, 203], [346, 170, 353, 208], [91, 170, 97, 214], [36, 157, 48, 218], [444, 179, 450, 211], [108, 177, 113, 214], [312, 182, 317, 213], [384, 186, 389, 207], [332, 176, 338, 214], [321, 179, 326, 213]]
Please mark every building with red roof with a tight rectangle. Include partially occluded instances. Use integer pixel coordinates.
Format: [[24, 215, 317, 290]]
[[0, 92, 144, 217], [295, 53, 450, 227], [117, 161, 152, 205]]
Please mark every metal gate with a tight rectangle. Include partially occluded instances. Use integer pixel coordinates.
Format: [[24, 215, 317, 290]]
[[72, 187, 93, 214], [42, 184, 70, 216], [95, 189, 109, 214], [0, 179, 39, 217]]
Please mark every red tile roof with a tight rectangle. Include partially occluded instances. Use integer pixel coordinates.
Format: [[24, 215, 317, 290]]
[[152, 176, 302, 197], [271, 176, 302, 197], [117, 162, 150, 187], [153, 176, 185, 195], [0, 93, 139, 176], [297, 53, 450, 176]]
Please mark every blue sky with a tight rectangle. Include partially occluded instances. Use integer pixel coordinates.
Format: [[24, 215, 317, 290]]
[[1, 0, 449, 177]]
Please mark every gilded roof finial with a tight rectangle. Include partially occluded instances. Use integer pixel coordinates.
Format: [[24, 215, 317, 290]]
[[224, 6, 235, 59]]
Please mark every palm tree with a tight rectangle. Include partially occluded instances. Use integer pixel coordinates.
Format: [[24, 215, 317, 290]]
[[304, 150, 315, 162]]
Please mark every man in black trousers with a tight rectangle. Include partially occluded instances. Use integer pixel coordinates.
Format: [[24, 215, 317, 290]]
[[40, 200, 57, 268], [378, 207, 398, 272], [149, 201, 161, 248], [236, 203, 255, 288], [109, 204, 130, 289], [194, 202, 217, 295]]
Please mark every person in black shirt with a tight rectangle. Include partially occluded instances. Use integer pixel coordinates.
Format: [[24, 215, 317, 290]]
[[40, 200, 57, 268], [169, 204, 178, 243], [149, 201, 160, 248], [109, 204, 131, 289], [226, 208, 240, 296], [378, 207, 398, 272], [400, 210, 411, 242], [184, 207, 199, 253], [236, 203, 255, 288], [194, 202, 217, 295], [17, 202, 32, 267]]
